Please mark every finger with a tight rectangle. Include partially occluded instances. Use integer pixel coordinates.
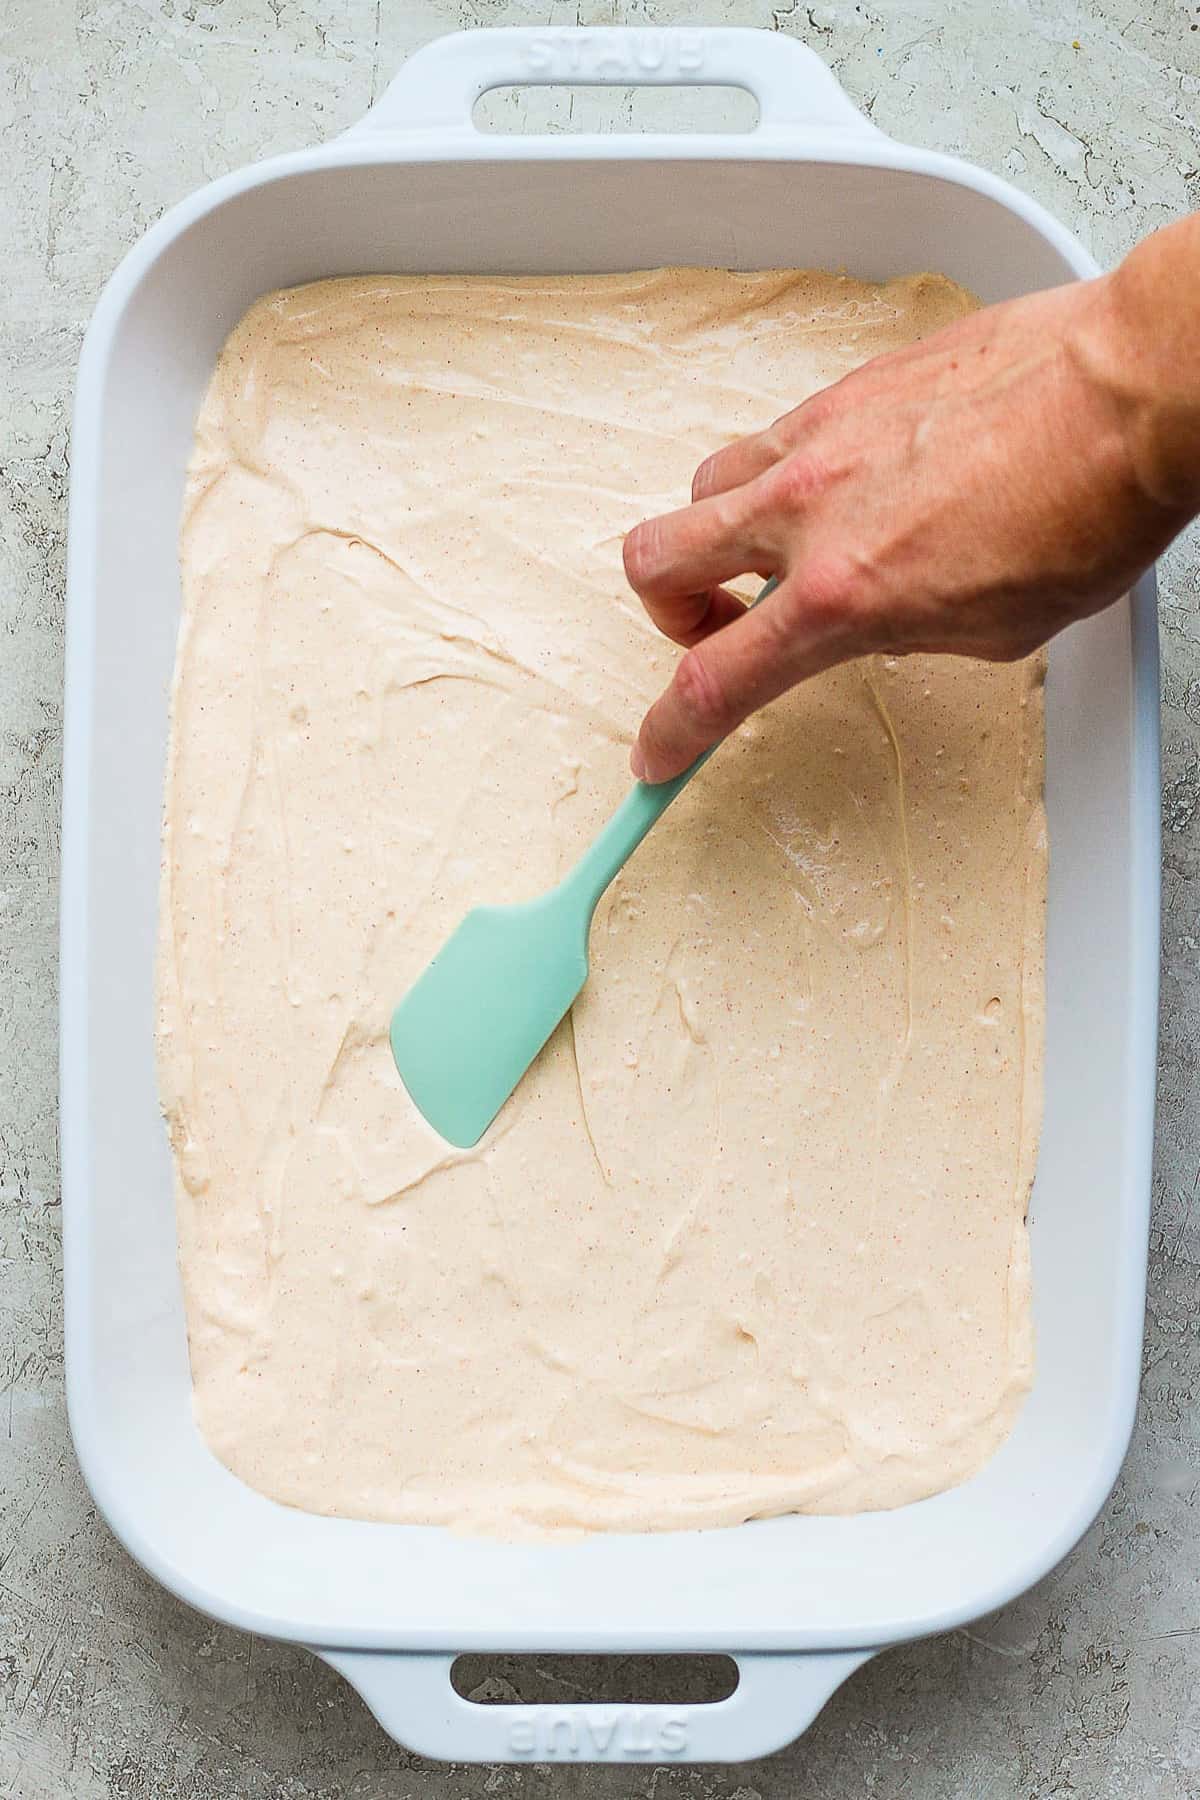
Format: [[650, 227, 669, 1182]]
[[632, 579, 849, 782], [622, 488, 779, 643], [653, 583, 750, 649], [691, 431, 782, 502], [691, 394, 833, 501]]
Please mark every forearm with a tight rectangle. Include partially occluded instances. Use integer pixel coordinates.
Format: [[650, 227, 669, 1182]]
[[1081, 213, 1200, 514]]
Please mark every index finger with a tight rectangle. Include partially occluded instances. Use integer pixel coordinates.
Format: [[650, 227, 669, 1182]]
[[631, 577, 848, 782]]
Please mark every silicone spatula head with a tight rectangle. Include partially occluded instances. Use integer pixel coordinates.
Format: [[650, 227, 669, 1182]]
[[390, 579, 777, 1147], [389, 888, 591, 1150]]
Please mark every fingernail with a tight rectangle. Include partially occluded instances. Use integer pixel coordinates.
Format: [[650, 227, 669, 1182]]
[[630, 742, 647, 780]]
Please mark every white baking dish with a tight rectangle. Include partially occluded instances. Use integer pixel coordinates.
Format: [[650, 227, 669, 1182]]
[[62, 26, 1160, 1764]]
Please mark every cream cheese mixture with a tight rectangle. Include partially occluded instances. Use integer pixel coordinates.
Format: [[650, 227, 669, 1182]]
[[159, 268, 1045, 1535]]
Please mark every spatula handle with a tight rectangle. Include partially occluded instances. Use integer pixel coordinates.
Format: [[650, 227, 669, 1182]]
[[559, 577, 778, 916]]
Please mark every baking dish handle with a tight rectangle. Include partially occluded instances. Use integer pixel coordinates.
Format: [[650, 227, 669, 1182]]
[[318, 1647, 874, 1763], [346, 27, 882, 142]]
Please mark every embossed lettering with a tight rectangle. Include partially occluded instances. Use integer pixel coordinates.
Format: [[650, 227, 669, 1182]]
[[507, 1716, 537, 1757], [548, 1715, 580, 1757], [519, 27, 709, 83], [622, 1709, 657, 1758], [585, 1714, 620, 1754], [592, 37, 630, 75], [508, 1703, 693, 1760], [678, 29, 706, 72], [634, 37, 667, 72], [660, 1713, 689, 1756], [523, 36, 554, 72]]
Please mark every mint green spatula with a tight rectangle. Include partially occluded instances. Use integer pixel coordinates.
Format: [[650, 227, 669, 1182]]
[[390, 579, 776, 1148]]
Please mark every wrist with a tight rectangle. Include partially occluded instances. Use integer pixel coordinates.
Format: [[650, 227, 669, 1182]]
[[1077, 217, 1200, 517]]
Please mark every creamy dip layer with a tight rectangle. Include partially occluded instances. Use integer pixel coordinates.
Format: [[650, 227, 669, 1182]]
[[159, 269, 1044, 1535]]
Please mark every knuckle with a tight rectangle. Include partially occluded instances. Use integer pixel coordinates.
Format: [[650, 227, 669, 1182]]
[[757, 582, 805, 653], [764, 404, 808, 450], [798, 387, 837, 430], [711, 487, 752, 541], [673, 647, 731, 735], [789, 554, 860, 637], [763, 452, 830, 515]]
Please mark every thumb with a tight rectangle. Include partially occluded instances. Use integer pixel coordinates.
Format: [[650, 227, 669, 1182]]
[[631, 578, 847, 782]]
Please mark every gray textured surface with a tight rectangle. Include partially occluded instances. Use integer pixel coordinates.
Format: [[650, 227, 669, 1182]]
[[3, 2, 1199, 1794]]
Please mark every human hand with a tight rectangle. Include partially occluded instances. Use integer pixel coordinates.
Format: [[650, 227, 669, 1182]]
[[624, 227, 1200, 782]]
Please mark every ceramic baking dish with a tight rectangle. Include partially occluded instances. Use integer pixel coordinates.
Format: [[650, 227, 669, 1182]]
[[62, 26, 1160, 1764]]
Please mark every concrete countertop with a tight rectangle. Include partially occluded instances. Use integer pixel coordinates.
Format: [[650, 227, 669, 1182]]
[[2, 2, 1198, 1794]]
